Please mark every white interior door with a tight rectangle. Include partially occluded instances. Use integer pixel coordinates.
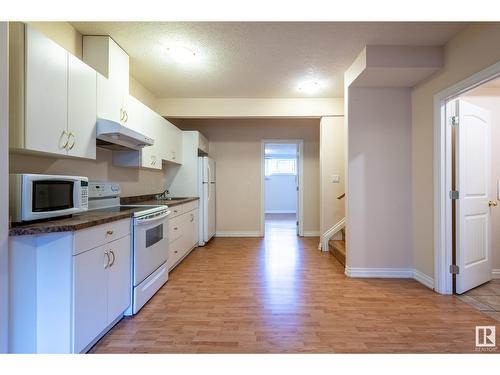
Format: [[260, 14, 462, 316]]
[[455, 99, 492, 294]]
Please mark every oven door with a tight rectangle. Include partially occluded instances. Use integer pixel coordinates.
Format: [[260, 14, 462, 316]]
[[133, 210, 171, 286]]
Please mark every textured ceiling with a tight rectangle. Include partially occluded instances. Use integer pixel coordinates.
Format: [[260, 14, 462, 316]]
[[71, 22, 467, 98]]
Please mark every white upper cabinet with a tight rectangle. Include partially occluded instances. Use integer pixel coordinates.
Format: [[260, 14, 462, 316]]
[[161, 119, 183, 164], [83, 36, 129, 125], [20, 25, 97, 159], [68, 54, 97, 159], [25, 25, 68, 155]]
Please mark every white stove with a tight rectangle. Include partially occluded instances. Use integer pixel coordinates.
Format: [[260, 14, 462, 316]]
[[89, 181, 171, 315]]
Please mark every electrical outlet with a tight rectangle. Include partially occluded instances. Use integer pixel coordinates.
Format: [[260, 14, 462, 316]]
[[331, 175, 340, 183]]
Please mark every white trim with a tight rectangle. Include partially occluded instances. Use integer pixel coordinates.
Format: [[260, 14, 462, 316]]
[[265, 210, 296, 214], [492, 269, 500, 279], [260, 139, 304, 237], [215, 231, 262, 237], [434, 60, 500, 295], [345, 267, 414, 278], [303, 231, 320, 237], [320, 218, 345, 252], [413, 270, 434, 290]]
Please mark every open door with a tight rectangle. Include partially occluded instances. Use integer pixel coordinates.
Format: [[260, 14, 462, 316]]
[[454, 99, 493, 294]]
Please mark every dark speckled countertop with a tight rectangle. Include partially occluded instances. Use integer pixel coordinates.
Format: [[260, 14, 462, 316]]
[[9, 196, 199, 236]]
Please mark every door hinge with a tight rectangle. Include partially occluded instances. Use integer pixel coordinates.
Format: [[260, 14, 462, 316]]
[[450, 264, 460, 274], [449, 190, 459, 200], [451, 116, 459, 126]]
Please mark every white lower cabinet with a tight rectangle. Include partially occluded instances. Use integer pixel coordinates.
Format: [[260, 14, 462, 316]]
[[166, 201, 199, 271], [73, 234, 131, 353], [9, 219, 132, 353]]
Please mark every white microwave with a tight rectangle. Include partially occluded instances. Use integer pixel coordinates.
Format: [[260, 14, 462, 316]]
[[9, 174, 89, 222]]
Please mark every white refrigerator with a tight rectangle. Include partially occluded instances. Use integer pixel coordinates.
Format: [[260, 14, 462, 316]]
[[198, 156, 216, 245]]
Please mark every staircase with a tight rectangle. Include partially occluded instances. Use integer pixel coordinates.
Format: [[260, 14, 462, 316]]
[[329, 228, 345, 267]]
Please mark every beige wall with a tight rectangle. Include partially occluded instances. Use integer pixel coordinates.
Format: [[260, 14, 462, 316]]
[[178, 118, 320, 235], [347, 87, 412, 269], [460, 91, 500, 270], [412, 23, 500, 278], [320, 117, 345, 235], [10, 149, 166, 197]]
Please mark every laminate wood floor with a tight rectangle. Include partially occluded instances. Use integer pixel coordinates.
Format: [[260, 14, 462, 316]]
[[90, 232, 498, 353]]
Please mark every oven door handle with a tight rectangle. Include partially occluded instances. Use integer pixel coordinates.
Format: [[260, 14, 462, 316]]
[[135, 210, 171, 225]]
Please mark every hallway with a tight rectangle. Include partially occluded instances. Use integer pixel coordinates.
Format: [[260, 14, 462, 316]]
[[90, 233, 498, 353]]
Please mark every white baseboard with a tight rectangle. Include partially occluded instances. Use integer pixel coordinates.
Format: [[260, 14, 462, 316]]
[[492, 269, 500, 279], [320, 218, 345, 252], [215, 231, 262, 237], [302, 231, 320, 237], [265, 210, 296, 214], [413, 269, 434, 289], [344, 267, 435, 290], [345, 266, 414, 278]]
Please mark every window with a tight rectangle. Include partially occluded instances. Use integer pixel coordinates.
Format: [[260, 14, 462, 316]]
[[265, 158, 297, 176]]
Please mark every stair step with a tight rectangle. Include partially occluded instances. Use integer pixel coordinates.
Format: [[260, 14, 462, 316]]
[[329, 239, 345, 267]]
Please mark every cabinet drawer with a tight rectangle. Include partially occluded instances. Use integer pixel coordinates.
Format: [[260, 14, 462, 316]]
[[168, 217, 182, 242], [182, 200, 199, 213], [169, 204, 183, 218], [74, 218, 131, 255], [167, 237, 183, 271]]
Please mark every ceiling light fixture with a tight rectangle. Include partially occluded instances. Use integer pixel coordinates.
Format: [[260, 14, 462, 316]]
[[298, 80, 321, 94], [166, 45, 197, 63]]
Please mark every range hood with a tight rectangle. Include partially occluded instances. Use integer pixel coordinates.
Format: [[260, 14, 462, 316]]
[[96, 119, 154, 151]]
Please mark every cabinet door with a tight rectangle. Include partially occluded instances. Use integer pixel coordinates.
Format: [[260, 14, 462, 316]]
[[108, 39, 129, 98], [162, 120, 182, 164], [25, 25, 68, 155], [189, 209, 199, 250], [68, 54, 97, 159], [141, 107, 162, 170], [124, 95, 144, 132], [73, 246, 108, 353], [106, 235, 131, 324], [96, 73, 124, 124], [171, 125, 183, 164]]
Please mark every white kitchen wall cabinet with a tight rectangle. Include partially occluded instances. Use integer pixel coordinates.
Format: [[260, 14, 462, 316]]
[[9, 23, 97, 160], [24, 24, 68, 155], [9, 219, 132, 353], [83, 36, 129, 125], [68, 54, 97, 159]]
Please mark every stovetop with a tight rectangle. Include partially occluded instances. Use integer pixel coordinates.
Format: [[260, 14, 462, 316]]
[[90, 204, 168, 217]]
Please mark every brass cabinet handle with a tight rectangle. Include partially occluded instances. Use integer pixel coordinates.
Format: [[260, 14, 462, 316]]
[[120, 108, 124, 121], [104, 251, 110, 269], [109, 250, 115, 267], [106, 230, 114, 235], [59, 129, 69, 149], [489, 200, 498, 207], [67, 132, 75, 150], [124, 111, 128, 123]]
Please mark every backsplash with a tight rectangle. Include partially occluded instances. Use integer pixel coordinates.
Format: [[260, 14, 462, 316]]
[[9, 148, 166, 197]]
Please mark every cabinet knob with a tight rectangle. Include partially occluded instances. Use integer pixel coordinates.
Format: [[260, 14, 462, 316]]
[[174, 227, 178, 230], [106, 230, 114, 235], [174, 250, 178, 254]]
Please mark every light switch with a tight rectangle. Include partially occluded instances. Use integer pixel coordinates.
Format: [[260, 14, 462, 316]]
[[331, 175, 340, 183]]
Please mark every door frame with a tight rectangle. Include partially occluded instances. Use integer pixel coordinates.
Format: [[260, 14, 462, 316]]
[[434, 60, 500, 295], [260, 139, 304, 236]]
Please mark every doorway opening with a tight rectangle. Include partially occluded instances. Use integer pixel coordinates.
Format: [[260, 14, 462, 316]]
[[435, 61, 500, 298], [261, 140, 303, 237]]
